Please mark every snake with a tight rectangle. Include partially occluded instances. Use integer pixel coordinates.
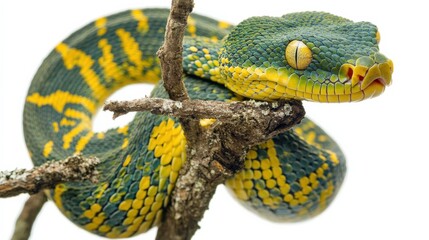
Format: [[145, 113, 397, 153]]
[[23, 8, 393, 238]]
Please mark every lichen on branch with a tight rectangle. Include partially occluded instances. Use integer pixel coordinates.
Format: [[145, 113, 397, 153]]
[[0, 154, 100, 198]]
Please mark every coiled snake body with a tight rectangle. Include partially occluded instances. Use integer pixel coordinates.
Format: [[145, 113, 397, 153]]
[[24, 9, 393, 238]]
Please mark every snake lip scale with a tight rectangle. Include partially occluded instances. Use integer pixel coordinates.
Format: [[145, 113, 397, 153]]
[[23, 9, 392, 238]]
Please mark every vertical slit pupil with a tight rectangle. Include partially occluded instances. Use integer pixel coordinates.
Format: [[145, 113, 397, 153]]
[[294, 43, 300, 69]]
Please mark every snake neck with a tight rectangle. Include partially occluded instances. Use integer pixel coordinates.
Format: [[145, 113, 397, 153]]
[[182, 36, 225, 85]]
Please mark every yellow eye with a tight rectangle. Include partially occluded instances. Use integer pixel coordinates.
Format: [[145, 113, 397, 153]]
[[376, 31, 381, 43], [285, 40, 312, 70]]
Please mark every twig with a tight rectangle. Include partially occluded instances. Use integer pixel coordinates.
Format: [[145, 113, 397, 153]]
[[104, 98, 297, 121], [11, 192, 47, 240], [0, 154, 100, 198], [157, 0, 194, 102], [157, 0, 201, 149]]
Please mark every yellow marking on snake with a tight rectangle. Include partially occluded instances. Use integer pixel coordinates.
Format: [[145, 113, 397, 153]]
[[131, 10, 149, 33], [147, 119, 186, 210], [305, 131, 316, 144], [95, 17, 107, 36], [116, 29, 144, 66], [26, 90, 97, 113], [187, 16, 197, 37], [94, 182, 109, 199], [121, 138, 129, 149], [123, 155, 132, 167], [97, 132, 105, 139], [218, 21, 232, 29], [43, 141, 54, 157], [115, 29, 159, 84], [319, 181, 335, 209], [117, 125, 129, 135], [64, 109, 92, 123], [61, 109, 92, 150], [60, 118, 76, 127], [83, 204, 104, 231], [98, 38, 124, 82], [75, 131, 94, 153], [62, 122, 88, 150], [55, 43, 108, 101], [326, 150, 340, 165], [52, 122, 59, 133], [53, 184, 67, 211]]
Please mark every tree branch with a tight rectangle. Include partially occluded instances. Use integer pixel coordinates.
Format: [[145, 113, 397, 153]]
[[104, 97, 298, 122], [157, 0, 194, 102], [11, 192, 47, 240], [0, 154, 100, 198]]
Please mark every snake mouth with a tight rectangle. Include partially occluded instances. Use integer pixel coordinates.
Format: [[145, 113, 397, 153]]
[[330, 58, 394, 102], [340, 59, 393, 89], [357, 77, 388, 100]]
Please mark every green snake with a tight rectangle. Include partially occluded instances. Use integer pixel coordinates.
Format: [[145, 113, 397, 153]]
[[23, 9, 393, 238]]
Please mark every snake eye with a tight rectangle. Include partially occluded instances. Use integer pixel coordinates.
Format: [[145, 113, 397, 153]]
[[376, 31, 381, 43], [285, 40, 312, 70]]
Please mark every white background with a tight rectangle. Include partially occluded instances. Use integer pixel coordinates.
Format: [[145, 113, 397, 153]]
[[1, 0, 428, 239]]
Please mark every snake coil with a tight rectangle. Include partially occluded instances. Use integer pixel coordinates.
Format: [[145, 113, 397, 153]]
[[24, 9, 392, 238]]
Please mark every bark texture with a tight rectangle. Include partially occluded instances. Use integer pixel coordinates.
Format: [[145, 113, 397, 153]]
[[0, 154, 100, 198]]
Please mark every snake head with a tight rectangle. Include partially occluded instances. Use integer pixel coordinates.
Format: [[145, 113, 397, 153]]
[[219, 12, 393, 102]]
